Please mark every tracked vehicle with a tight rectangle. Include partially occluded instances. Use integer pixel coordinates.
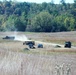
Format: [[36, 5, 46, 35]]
[[23, 40, 35, 49]]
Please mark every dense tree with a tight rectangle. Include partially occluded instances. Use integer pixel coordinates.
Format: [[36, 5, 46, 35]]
[[74, 0, 76, 2], [14, 17, 26, 31], [0, 0, 75, 32], [64, 17, 76, 30], [51, 0, 54, 4], [60, 0, 66, 5], [31, 11, 54, 32], [54, 15, 67, 31]]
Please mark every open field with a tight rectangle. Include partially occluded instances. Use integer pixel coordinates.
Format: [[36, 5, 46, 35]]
[[0, 31, 76, 75]]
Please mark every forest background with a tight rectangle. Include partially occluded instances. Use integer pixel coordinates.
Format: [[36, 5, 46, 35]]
[[0, 0, 76, 32]]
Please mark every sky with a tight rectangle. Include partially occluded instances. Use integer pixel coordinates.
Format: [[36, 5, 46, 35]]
[[16, 0, 74, 4]]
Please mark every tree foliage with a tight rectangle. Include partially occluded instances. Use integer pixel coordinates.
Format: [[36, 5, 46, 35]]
[[0, 0, 75, 32], [31, 11, 53, 32]]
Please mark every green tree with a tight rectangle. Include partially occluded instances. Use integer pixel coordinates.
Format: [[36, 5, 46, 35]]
[[13, 8, 21, 16], [31, 11, 53, 32], [64, 17, 76, 30], [1, 15, 16, 31], [0, 1, 75, 32], [42, 2, 47, 9], [60, 0, 66, 5], [14, 17, 26, 31], [54, 15, 67, 31]]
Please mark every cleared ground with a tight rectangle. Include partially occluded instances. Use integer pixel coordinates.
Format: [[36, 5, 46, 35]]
[[0, 31, 76, 75]]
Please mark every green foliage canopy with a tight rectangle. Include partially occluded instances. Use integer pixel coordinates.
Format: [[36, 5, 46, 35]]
[[31, 11, 53, 32], [0, 0, 76, 32]]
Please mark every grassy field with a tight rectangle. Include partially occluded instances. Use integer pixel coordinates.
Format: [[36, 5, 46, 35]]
[[0, 31, 76, 75]]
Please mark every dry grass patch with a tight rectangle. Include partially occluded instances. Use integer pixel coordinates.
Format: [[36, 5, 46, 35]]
[[0, 31, 76, 75]]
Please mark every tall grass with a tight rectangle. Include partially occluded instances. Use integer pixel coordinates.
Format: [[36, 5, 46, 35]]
[[0, 50, 74, 75], [0, 31, 76, 75], [0, 51, 54, 75]]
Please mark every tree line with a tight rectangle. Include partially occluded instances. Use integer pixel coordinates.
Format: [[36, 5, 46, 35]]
[[0, 0, 76, 32]]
